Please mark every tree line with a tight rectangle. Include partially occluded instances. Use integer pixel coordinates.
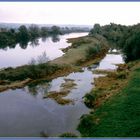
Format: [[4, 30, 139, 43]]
[[89, 23, 140, 62]]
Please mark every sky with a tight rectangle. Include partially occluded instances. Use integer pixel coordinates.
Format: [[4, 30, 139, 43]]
[[0, 2, 140, 26]]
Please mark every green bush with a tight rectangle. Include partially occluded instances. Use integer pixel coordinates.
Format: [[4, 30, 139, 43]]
[[86, 44, 101, 59], [77, 114, 95, 136], [0, 62, 68, 82], [84, 92, 95, 108], [72, 38, 91, 48]]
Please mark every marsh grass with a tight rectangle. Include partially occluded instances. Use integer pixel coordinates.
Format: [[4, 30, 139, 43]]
[[44, 91, 72, 105], [43, 79, 77, 105]]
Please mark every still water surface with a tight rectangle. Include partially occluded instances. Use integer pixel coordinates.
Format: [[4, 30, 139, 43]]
[[0, 32, 88, 69]]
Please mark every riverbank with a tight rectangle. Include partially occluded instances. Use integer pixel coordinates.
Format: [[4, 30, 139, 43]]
[[0, 35, 109, 92], [78, 60, 140, 137], [0, 64, 77, 92], [52, 35, 109, 66]]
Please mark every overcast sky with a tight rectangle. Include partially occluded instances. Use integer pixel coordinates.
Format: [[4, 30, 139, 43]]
[[0, 2, 140, 25]]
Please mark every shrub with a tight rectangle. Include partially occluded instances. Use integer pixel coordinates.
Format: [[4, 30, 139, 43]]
[[0, 73, 6, 79], [83, 92, 95, 108], [86, 44, 101, 59], [0, 62, 69, 82]]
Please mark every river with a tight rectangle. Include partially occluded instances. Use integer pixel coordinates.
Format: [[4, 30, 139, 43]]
[[0, 48, 124, 137], [0, 32, 124, 137], [0, 32, 88, 69]]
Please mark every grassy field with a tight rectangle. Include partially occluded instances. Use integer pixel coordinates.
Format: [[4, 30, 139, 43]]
[[78, 61, 140, 137]]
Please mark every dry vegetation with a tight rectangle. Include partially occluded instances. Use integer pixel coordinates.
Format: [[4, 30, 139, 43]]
[[43, 79, 77, 105]]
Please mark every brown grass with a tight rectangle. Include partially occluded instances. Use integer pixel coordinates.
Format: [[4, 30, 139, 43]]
[[0, 78, 32, 92], [84, 61, 140, 111], [94, 75, 127, 104], [44, 91, 73, 105], [92, 69, 114, 74], [44, 79, 77, 105], [86, 64, 131, 108], [61, 79, 77, 91]]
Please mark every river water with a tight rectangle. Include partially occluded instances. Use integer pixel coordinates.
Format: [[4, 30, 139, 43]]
[[0, 33, 124, 137], [0, 32, 88, 69]]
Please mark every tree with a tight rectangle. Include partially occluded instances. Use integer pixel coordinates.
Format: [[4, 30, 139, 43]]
[[29, 24, 40, 39], [0, 33, 8, 46], [50, 26, 61, 35], [89, 24, 101, 35], [123, 30, 140, 61], [17, 25, 30, 42], [40, 27, 48, 37]]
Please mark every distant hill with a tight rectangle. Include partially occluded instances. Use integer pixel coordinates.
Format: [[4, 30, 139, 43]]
[[0, 22, 92, 30]]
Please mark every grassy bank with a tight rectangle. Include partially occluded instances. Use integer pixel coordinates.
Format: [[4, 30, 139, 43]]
[[78, 61, 140, 137], [51, 35, 109, 66]]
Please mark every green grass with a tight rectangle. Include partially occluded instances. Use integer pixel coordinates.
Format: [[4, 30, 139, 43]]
[[86, 44, 102, 59], [52, 42, 97, 65], [51, 36, 104, 66], [78, 63, 140, 137]]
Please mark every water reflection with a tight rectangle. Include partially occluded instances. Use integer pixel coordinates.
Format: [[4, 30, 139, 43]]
[[8, 44, 16, 49], [0, 32, 88, 69], [19, 41, 28, 49], [27, 82, 51, 97], [41, 37, 48, 42], [0, 35, 61, 51], [18, 38, 40, 49], [30, 39, 40, 47], [51, 35, 60, 43]]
